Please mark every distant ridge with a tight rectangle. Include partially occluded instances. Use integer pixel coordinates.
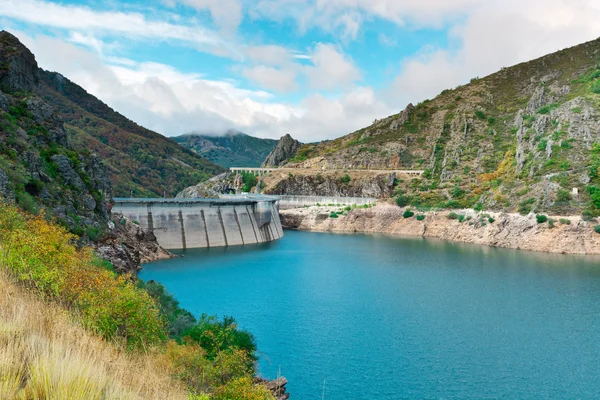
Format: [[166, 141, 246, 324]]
[[173, 131, 277, 168]]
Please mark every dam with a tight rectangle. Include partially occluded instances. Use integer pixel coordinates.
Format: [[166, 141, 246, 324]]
[[112, 196, 283, 250]]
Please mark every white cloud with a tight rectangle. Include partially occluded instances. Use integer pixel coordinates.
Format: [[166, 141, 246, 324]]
[[169, 0, 243, 34], [0, 0, 238, 57], [385, 0, 600, 110], [305, 43, 361, 90], [241, 65, 298, 93]]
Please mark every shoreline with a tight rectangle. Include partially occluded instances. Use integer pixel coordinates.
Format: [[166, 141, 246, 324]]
[[280, 204, 600, 255]]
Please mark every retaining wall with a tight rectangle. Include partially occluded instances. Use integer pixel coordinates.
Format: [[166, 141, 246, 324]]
[[276, 195, 376, 210]]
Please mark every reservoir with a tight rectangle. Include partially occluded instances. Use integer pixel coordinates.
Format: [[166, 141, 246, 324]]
[[140, 230, 600, 399]]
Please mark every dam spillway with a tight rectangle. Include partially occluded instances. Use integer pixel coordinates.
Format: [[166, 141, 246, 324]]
[[112, 196, 283, 250]]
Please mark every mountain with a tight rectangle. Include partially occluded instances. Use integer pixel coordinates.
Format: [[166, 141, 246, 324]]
[[36, 71, 225, 198], [262, 134, 302, 167], [173, 131, 277, 168], [0, 31, 111, 236], [280, 37, 600, 216]]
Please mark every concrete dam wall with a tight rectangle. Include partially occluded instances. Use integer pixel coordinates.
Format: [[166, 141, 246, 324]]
[[112, 197, 283, 250], [276, 195, 376, 210]]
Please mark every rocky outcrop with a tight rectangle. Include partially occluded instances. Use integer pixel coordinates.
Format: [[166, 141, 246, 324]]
[[262, 134, 301, 167], [95, 214, 173, 274], [0, 31, 40, 92], [256, 377, 290, 400], [264, 170, 396, 198], [281, 204, 600, 255]]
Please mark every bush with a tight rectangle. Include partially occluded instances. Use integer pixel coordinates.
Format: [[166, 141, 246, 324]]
[[536, 214, 548, 223], [595, 225, 600, 234], [395, 191, 410, 207], [240, 172, 258, 193], [457, 214, 466, 223], [448, 212, 459, 220], [559, 218, 571, 225], [519, 198, 535, 215], [339, 174, 351, 183], [403, 210, 414, 218], [592, 80, 600, 94], [475, 110, 486, 119], [416, 214, 425, 221], [488, 217, 495, 223], [344, 206, 352, 211], [329, 212, 339, 218], [556, 189, 572, 202], [0, 203, 166, 349], [183, 315, 257, 364], [548, 218, 555, 227]]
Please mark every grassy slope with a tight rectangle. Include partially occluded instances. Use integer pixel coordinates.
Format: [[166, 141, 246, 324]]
[[0, 272, 188, 400], [290, 37, 600, 215], [173, 132, 277, 168], [37, 70, 226, 197]]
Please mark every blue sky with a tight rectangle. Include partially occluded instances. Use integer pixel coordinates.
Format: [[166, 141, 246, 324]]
[[2, 0, 600, 141]]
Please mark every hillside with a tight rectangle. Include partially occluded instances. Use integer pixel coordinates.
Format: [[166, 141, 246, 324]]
[[36, 70, 225, 198], [279, 37, 600, 216], [173, 131, 277, 168], [0, 31, 111, 238]]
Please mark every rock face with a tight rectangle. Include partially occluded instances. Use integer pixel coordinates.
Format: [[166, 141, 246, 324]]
[[263, 170, 397, 198], [281, 204, 600, 255], [95, 215, 173, 274], [262, 134, 301, 167], [0, 30, 112, 239], [0, 31, 39, 92]]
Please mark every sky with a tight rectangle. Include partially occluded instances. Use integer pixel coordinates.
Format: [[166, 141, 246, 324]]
[[1, 0, 600, 142]]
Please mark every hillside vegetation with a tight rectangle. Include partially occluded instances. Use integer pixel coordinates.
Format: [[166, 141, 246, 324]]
[[174, 131, 277, 168], [0, 202, 274, 399], [0, 31, 112, 240], [38, 70, 225, 197], [286, 37, 600, 216]]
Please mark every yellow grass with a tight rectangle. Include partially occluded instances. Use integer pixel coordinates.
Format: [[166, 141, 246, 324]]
[[0, 272, 188, 400]]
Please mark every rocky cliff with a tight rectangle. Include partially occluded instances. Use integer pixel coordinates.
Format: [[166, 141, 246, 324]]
[[271, 38, 600, 216], [262, 134, 302, 167], [0, 31, 169, 272], [282, 204, 600, 255], [0, 31, 111, 236]]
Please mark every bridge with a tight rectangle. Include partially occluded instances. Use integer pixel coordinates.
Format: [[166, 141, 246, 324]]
[[112, 196, 283, 250], [230, 167, 424, 177]]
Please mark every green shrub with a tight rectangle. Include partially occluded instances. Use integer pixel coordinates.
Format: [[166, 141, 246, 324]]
[[595, 225, 600, 234], [519, 198, 535, 215], [487, 116, 495, 125], [592, 80, 600, 94], [536, 214, 548, 223], [16, 191, 38, 215], [488, 217, 495, 223], [416, 214, 425, 221], [559, 218, 571, 225], [457, 214, 466, 223], [344, 206, 352, 211], [339, 174, 351, 183], [537, 104, 558, 114], [475, 110, 486, 119], [403, 210, 414, 218], [556, 189, 572, 202], [395, 191, 410, 207], [548, 218, 555, 227], [329, 212, 339, 218], [448, 212, 459, 220], [86, 227, 102, 241]]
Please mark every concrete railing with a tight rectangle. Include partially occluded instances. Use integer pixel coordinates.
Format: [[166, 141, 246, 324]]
[[113, 197, 283, 250], [276, 195, 376, 210], [230, 167, 424, 177]]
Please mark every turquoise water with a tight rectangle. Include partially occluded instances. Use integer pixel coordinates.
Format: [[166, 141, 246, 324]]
[[140, 230, 600, 399]]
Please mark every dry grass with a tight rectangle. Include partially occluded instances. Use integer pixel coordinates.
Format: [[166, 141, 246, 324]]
[[0, 272, 188, 400]]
